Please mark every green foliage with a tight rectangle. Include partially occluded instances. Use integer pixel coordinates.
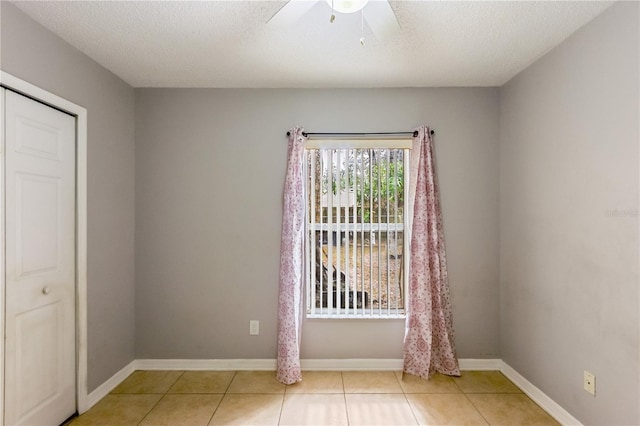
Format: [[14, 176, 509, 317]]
[[318, 149, 404, 223]]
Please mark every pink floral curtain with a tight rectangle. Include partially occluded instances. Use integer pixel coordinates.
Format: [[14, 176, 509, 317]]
[[276, 127, 306, 385], [403, 126, 460, 379]]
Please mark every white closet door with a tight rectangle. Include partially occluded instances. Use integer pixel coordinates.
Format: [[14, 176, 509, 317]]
[[4, 89, 76, 426]]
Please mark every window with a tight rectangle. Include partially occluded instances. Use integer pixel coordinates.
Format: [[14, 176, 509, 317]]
[[305, 139, 410, 318]]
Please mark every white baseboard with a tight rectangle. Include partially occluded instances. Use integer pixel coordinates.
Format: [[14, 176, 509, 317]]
[[133, 358, 501, 372], [134, 358, 277, 371], [301, 358, 403, 370], [500, 361, 582, 426], [458, 358, 502, 370], [84, 360, 136, 413], [300, 358, 503, 371], [85, 357, 581, 426]]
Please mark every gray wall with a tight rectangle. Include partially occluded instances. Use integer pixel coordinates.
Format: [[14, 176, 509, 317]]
[[499, 2, 639, 425], [1, 3, 136, 392], [134, 88, 500, 360]]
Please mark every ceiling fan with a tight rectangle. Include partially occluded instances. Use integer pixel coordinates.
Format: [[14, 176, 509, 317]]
[[267, 0, 401, 41]]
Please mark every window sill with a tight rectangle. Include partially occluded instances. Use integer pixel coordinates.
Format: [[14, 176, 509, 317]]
[[306, 312, 406, 320]]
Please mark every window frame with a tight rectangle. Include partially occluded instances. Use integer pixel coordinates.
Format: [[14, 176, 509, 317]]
[[304, 138, 412, 319]]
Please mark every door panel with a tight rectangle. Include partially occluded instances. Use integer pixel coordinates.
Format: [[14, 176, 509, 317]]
[[16, 173, 61, 276], [14, 115, 63, 161], [4, 90, 76, 426], [15, 302, 62, 417]]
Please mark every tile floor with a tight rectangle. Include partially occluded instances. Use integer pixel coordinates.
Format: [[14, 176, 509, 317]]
[[70, 370, 560, 425]]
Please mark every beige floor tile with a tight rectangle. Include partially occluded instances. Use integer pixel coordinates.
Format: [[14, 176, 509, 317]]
[[169, 371, 236, 393], [279, 394, 348, 425], [111, 370, 183, 394], [139, 394, 223, 426], [286, 371, 343, 394], [71, 370, 559, 426], [395, 372, 461, 394], [345, 394, 418, 425], [226, 371, 286, 394], [467, 394, 560, 426], [406, 394, 488, 425], [208, 394, 283, 426], [453, 371, 522, 394], [342, 371, 403, 393], [71, 394, 162, 426]]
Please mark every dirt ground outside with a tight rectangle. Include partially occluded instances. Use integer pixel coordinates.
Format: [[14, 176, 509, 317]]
[[315, 232, 405, 311]]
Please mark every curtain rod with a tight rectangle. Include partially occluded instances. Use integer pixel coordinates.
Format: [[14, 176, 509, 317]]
[[285, 130, 434, 138]]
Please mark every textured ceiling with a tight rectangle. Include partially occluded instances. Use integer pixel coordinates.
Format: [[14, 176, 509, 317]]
[[10, 1, 614, 88]]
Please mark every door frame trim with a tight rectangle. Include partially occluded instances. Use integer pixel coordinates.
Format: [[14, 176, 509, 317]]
[[0, 70, 89, 416]]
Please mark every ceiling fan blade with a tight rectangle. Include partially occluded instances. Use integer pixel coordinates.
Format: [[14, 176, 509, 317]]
[[267, 0, 318, 26], [364, 0, 401, 39]]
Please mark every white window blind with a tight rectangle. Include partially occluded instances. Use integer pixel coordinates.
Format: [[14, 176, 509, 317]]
[[305, 140, 410, 318]]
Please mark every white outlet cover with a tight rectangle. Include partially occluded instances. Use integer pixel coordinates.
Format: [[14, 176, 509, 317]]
[[249, 320, 260, 336], [583, 371, 596, 396]]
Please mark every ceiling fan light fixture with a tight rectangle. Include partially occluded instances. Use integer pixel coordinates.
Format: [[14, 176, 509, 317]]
[[326, 0, 369, 14]]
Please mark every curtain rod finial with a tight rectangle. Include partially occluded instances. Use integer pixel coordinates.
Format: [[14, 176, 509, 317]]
[[286, 131, 308, 137], [412, 130, 435, 137]]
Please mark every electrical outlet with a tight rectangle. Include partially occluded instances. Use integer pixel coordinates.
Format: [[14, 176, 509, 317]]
[[249, 320, 259, 336], [584, 371, 596, 396]]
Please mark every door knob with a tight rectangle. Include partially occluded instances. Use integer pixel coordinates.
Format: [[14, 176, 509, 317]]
[[42, 286, 51, 295]]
